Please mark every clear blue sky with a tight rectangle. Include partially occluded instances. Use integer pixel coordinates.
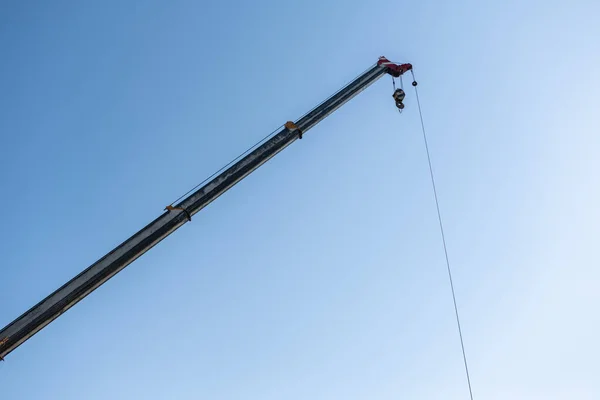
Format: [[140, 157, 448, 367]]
[[1, 0, 599, 398]]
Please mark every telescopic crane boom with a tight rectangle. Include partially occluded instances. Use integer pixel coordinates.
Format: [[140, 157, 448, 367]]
[[0, 57, 413, 360]]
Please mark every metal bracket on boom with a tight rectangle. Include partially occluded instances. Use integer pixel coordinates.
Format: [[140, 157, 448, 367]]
[[165, 205, 192, 222], [285, 121, 303, 139], [0, 337, 8, 361]]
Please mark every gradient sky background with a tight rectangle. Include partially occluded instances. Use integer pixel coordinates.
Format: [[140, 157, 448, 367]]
[[1, 1, 599, 399]]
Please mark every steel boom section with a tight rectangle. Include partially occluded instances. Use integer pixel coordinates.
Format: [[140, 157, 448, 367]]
[[0, 63, 389, 359]]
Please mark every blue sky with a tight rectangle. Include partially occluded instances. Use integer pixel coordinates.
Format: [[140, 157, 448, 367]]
[[1, 0, 599, 398]]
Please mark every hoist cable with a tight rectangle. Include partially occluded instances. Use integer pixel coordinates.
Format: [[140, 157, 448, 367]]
[[411, 73, 475, 400], [168, 124, 284, 206]]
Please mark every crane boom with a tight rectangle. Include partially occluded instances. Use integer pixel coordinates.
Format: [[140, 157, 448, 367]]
[[0, 57, 412, 360]]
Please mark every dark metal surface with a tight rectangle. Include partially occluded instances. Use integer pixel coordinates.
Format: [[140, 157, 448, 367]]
[[0, 62, 389, 360]]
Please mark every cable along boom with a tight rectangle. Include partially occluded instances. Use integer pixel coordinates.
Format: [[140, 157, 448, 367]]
[[0, 57, 413, 360]]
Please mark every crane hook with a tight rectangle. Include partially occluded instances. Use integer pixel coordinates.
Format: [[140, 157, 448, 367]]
[[392, 88, 406, 111]]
